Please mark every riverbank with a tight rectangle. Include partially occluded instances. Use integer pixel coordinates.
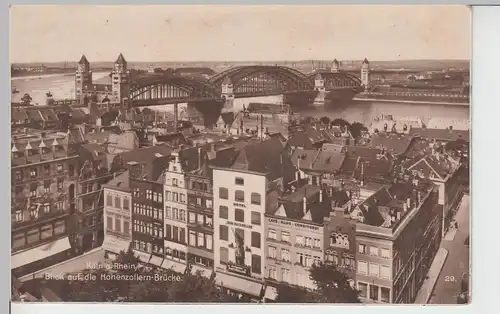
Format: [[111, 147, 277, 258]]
[[11, 73, 75, 81], [353, 97, 469, 106]]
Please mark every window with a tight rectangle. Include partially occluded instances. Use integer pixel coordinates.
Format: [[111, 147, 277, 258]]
[[189, 230, 197, 246], [380, 265, 391, 280], [297, 252, 304, 265], [381, 248, 390, 258], [251, 232, 261, 248], [56, 164, 63, 173], [219, 247, 230, 264], [248, 192, 262, 205], [57, 178, 64, 190], [179, 210, 186, 221], [358, 282, 368, 298], [30, 168, 37, 178], [106, 194, 113, 206], [281, 249, 290, 262], [380, 287, 391, 303], [235, 190, 245, 202], [357, 261, 368, 274], [305, 237, 312, 247], [15, 210, 23, 222], [370, 284, 379, 301], [219, 225, 228, 241], [196, 197, 202, 206], [314, 239, 321, 248], [69, 164, 74, 176], [369, 246, 379, 256], [30, 184, 37, 197], [313, 256, 321, 265], [358, 244, 367, 254], [206, 215, 213, 227], [251, 254, 261, 274], [296, 235, 304, 245], [268, 246, 277, 259], [206, 199, 213, 209], [251, 211, 261, 225], [235, 177, 244, 185], [281, 231, 290, 243], [189, 212, 196, 224], [219, 187, 228, 199], [123, 221, 130, 235], [180, 194, 185, 203], [43, 181, 51, 194], [115, 217, 121, 232], [12, 232, 25, 249], [43, 203, 50, 213], [235, 208, 244, 222], [165, 207, 171, 219], [268, 266, 276, 279], [281, 268, 290, 283], [305, 255, 312, 267], [115, 197, 121, 209], [197, 214, 204, 225], [27, 228, 40, 244], [172, 178, 178, 186], [219, 206, 228, 219], [15, 170, 23, 181], [172, 192, 179, 202], [268, 229, 276, 240], [369, 263, 380, 277], [197, 233, 204, 248], [205, 234, 213, 250], [41, 224, 52, 239]]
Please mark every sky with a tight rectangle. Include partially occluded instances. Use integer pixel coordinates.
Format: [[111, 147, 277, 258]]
[[10, 5, 471, 63]]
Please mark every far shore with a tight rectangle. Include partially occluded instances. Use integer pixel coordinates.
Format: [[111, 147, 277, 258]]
[[353, 97, 469, 106]]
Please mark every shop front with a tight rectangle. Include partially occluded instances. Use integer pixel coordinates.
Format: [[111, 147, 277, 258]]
[[11, 236, 73, 278], [214, 271, 264, 301]]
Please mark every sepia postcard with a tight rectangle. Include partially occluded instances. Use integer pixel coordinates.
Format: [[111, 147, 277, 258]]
[[10, 5, 470, 304]]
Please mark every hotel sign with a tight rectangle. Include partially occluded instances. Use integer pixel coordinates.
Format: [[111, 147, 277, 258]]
[[227, 263, 251, 276], [226, 221, 253, 230], [267, 218, 320, 231]]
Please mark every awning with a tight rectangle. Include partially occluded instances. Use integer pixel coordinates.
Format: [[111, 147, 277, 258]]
[[149, 255, 164, 267], [215, 272, 263, 297], [11, 237, 71, 269], [102, 237, 130, 255], [190, 264, 213, 278], [133, 250, 152, 264], [160, 259, 186, 274], [264, 286, 278, 300]]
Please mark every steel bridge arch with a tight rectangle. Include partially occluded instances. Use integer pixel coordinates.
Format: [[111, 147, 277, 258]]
[[307, 71, 362, 88], [129, 75, 219, 101], [209, 65, 314, 93]]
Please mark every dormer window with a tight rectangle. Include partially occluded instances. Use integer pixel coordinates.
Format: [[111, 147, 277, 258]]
[[235, 177, 244, 185], [172, 178, 178, 187]]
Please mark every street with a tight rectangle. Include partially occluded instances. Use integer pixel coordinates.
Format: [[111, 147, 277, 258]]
[[429, 194, 470, 304], [20, 247, 106, 282]]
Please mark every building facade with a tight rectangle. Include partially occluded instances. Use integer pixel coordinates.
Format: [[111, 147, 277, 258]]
[[162, 151, 189, 274], [76, 144, 112, 253], [102, 171, 132, 260], [185, 159, 215, 278], [11, 131, 79, 277], [130, 169, 165, 267], [212, 168, 267, 298], [352, 183, 441, 303]]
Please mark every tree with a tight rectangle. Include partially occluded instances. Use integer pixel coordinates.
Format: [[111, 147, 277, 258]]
[[299, 116, 315, 126], [350, 122, 368, 139], [319, 116, 331, 126], [275, 283, 321, 303], [21, 93, 32, 106], [275, 263, 360, 303], [331, 118, 350, 127], [167, 272, 236, 302], [309, 262, 360, 303]]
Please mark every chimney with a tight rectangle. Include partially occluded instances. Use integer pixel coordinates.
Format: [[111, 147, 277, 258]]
[[360, 162, 365, 186], [396, 211, 401, 220], [303, 196, 307, 213], [319, 189, 323, 202], [406, 197, 411, 208]]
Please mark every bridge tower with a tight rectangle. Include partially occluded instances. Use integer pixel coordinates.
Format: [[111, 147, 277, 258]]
[[313, 73, 326, 106], [331, 59, 340, 73], [221, 76, 235, 112], [112, 53, 130, 105], [361, 58, 371, 91], [75, 55, 92, 104]]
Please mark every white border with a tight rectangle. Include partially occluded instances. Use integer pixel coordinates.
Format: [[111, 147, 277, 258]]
[[8, 4, 500, 314]]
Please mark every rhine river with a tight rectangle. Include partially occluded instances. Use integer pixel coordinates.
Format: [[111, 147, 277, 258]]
[[11, 73, 469, 126]]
